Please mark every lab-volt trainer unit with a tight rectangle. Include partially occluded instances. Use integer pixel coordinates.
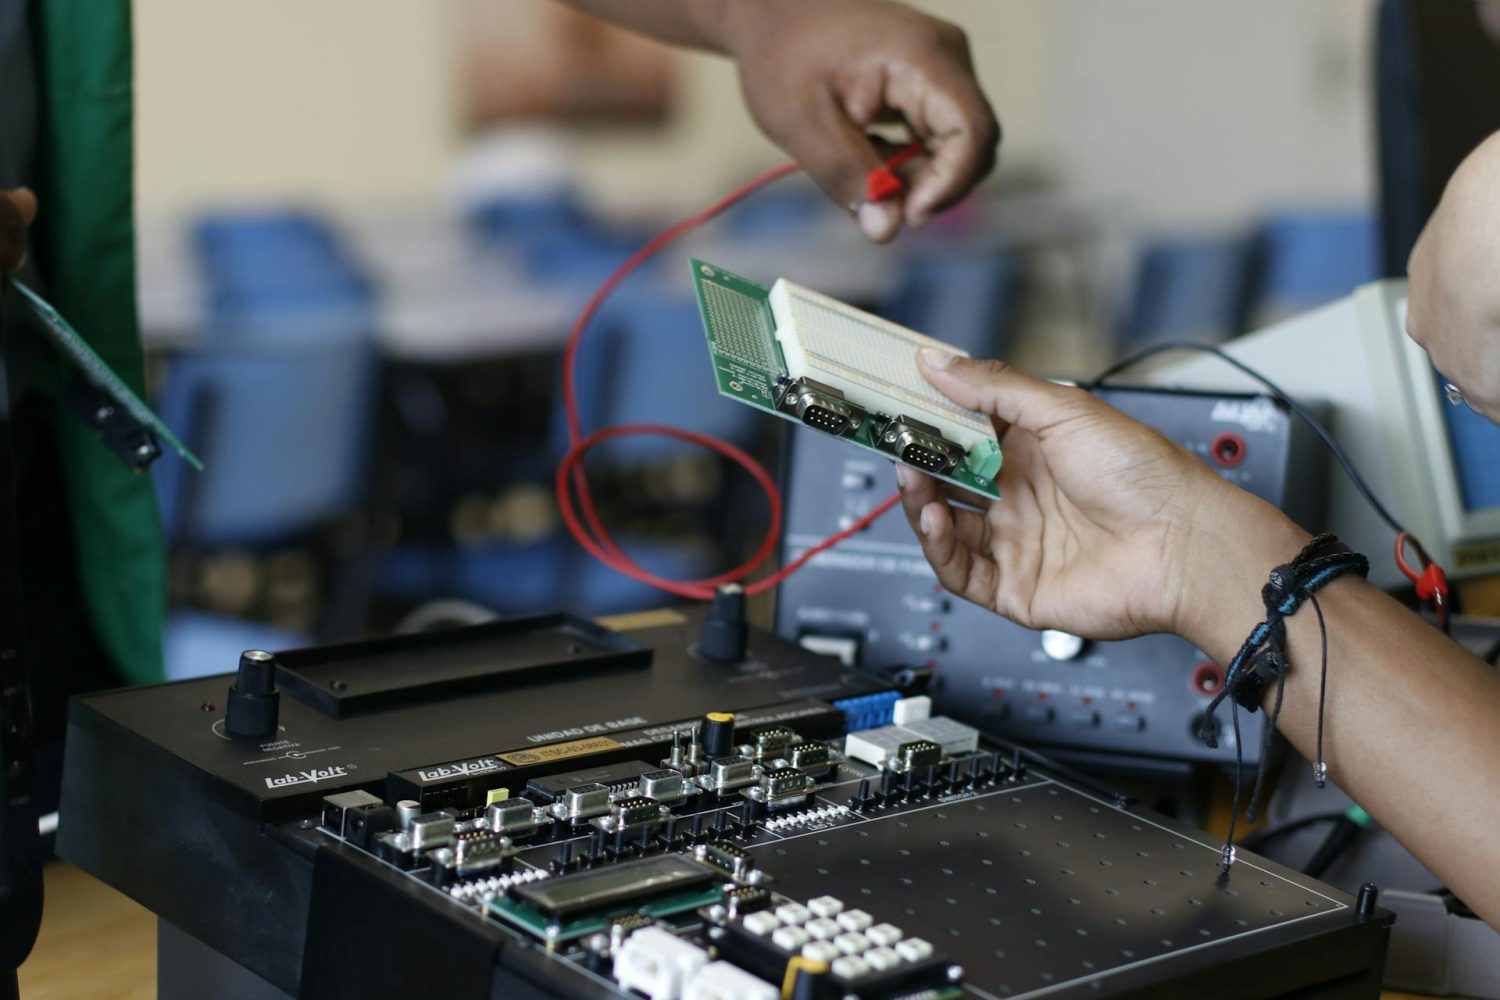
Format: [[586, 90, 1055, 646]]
[[776, 385, 1327, 770], [60, 608, 1390, 999]]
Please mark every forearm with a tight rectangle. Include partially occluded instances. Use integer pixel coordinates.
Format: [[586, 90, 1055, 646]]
[[550, 0, 739, 53], [1182, 492, 1500, 924]]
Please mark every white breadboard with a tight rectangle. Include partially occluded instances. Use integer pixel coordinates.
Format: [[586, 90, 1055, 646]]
[[769, 279, 994, 451]]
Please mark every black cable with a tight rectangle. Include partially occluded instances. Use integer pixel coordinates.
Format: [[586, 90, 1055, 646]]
[[1240, 810, 1345, 851], [1311, 593, 1330, 787], [1086, 340, 1408, 538], [1304, 814, 1366, 879], [1223, 700, 1245, 865], [1245, 653, 1288, 824]]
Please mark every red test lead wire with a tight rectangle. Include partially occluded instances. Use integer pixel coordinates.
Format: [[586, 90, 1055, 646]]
[[556, 155, 910, 601]]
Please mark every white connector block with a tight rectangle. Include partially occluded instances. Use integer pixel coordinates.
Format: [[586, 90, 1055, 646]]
[[843, 725, 919, 767], [682, 961, 779, 1000], [891, 695, 932, 726], [845, 716, 978, 765], [614, 927, 710, 1000], [903, 716, 979, 756]]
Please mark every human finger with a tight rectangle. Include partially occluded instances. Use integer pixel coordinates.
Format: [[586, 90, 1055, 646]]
[[917, 350, 1091, 437], [915, 500, 998, 608]]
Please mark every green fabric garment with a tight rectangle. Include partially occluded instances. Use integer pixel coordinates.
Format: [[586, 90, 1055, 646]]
[[30, 0, 165, 684]]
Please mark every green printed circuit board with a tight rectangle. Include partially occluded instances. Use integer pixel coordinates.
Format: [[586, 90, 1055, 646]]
[[689, 259, 1002, 500]]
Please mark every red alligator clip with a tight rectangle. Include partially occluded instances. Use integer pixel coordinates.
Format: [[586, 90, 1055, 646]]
[[866, 142, 925, 203]]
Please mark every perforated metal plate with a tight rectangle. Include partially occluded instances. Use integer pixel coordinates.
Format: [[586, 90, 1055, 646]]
[[748, 779, 1347, 999]]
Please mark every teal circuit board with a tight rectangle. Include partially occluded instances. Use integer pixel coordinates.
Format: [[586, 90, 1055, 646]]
[[689, 259, 1002, 500]]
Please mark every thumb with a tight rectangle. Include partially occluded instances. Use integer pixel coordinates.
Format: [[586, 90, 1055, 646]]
[[791, 95, 902, 243], [917, 348, 1088, 436]]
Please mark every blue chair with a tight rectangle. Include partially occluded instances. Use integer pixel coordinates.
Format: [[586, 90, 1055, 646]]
[[194, 209, 375, 330], [449, 539, 572, 617], [566, 541, 716, 616], [726, 180, 831, 239], [153, 325, 378, 547], [558, 290, 762, 466], [882, 250, 1019, 358], [1117, 235, 1254, 348], [522, 226, 657, 287], [374, 536, 714, 620], [467, 190, 657, 287], [376, 539, 571, 618], [1247, 209, 1380, 322], [468, 190, 589, 240], [369, 290, 778, 622], [163, 610, 309, 681], [371, 544, 446, 604], [152, 315, 379, 678]]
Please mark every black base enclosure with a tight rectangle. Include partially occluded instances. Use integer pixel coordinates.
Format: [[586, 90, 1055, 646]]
[[59, 607, 1391, 999]]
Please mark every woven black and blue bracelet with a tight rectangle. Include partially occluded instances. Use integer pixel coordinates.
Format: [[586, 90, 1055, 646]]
[[1198, 533, 1369, 869]]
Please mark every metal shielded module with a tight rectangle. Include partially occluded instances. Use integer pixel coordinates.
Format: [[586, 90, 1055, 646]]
[[690, 259, 1003, 499]]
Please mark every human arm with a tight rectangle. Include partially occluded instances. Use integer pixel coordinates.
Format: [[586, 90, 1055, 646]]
[[0, 187, 37, 272], [895, 350, 1500, 926], [1406, 130, 1500, 421], [551, 0, 1000, 243]]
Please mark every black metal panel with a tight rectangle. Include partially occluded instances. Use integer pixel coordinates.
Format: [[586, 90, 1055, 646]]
[[276, 614, 651, 717], [159, 920, 295, 1000], [57, 713, 315, 993], [301, 843, 498, 999]]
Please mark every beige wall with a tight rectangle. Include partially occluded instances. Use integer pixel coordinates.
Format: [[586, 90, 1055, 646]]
[[133, 0, 1371, 225], [1049, 0, 1373, 228], [133, 0, 458, 217]]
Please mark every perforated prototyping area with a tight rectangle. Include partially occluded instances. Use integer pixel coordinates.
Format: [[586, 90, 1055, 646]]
[[748, 775, 1346, 999]]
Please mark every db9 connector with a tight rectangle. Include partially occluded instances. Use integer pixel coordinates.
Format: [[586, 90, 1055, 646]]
[[891, 740, 943, 773], [775, 378, 865, 438], [876, 415, 961, 475]]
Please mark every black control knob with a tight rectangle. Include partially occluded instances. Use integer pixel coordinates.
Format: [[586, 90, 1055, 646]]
[[225, 649, 280, 739], [699, 585, 748, 663], [701, 712, 736, 760]]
